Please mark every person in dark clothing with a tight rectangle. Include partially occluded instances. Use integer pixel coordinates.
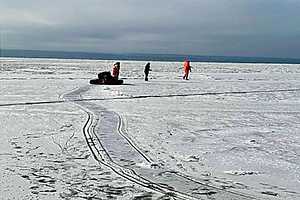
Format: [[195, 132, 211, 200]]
[[144, 62, 151, 81], [97, 71, 112, 84]]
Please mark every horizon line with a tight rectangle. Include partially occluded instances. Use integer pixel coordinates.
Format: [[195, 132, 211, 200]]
[[1, 48, 300, 64]]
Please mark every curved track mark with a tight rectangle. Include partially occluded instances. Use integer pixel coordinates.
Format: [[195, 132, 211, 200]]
[[62, 85, 267, 200]]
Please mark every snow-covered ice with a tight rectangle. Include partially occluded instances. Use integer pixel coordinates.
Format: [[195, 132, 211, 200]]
[[0, 58, 300, 199]]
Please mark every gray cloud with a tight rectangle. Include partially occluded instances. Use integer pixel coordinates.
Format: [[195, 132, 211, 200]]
[[1, 0, 300, 58]]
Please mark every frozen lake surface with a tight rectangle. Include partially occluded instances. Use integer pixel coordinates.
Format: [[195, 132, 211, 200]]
[[0, 58, 300, 199]]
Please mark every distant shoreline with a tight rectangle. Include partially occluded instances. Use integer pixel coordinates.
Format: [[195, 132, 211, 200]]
[[1, 49, 300, 64]]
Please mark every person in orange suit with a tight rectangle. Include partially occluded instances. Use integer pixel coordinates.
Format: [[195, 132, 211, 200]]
[[183, 60, 191, 80]]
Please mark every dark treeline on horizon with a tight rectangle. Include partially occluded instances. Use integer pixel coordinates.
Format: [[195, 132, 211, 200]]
[[1, 49, 300, 64]]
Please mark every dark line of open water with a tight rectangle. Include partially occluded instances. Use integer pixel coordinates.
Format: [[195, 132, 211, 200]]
[[1, 49, 300, 64]]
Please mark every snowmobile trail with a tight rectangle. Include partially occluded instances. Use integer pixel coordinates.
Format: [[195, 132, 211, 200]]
[[62, 85, 264, 200]]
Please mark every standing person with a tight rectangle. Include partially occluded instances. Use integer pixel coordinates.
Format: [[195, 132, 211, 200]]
[[144, 62, 151, 81], [112, 62, 120, 80], [183, 60, 191, 80]]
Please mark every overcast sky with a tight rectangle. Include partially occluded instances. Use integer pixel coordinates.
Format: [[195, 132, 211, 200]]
[[1, 0, 300, 58]]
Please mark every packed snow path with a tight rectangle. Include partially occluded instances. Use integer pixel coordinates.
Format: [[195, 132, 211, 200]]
[[63, 85, 263, 200]]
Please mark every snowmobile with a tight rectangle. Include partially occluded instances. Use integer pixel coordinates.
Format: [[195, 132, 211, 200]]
[[90, 71, 123, 85]]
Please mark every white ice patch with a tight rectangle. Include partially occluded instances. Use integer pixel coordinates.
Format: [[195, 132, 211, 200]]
[[224, 170, 262, 176], [135, 162, 152, 169], [184, 155, 201, 162]]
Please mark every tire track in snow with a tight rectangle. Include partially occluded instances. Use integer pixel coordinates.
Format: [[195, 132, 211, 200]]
[[62, 85, 264, 200], [80, 106, 196, 200]]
